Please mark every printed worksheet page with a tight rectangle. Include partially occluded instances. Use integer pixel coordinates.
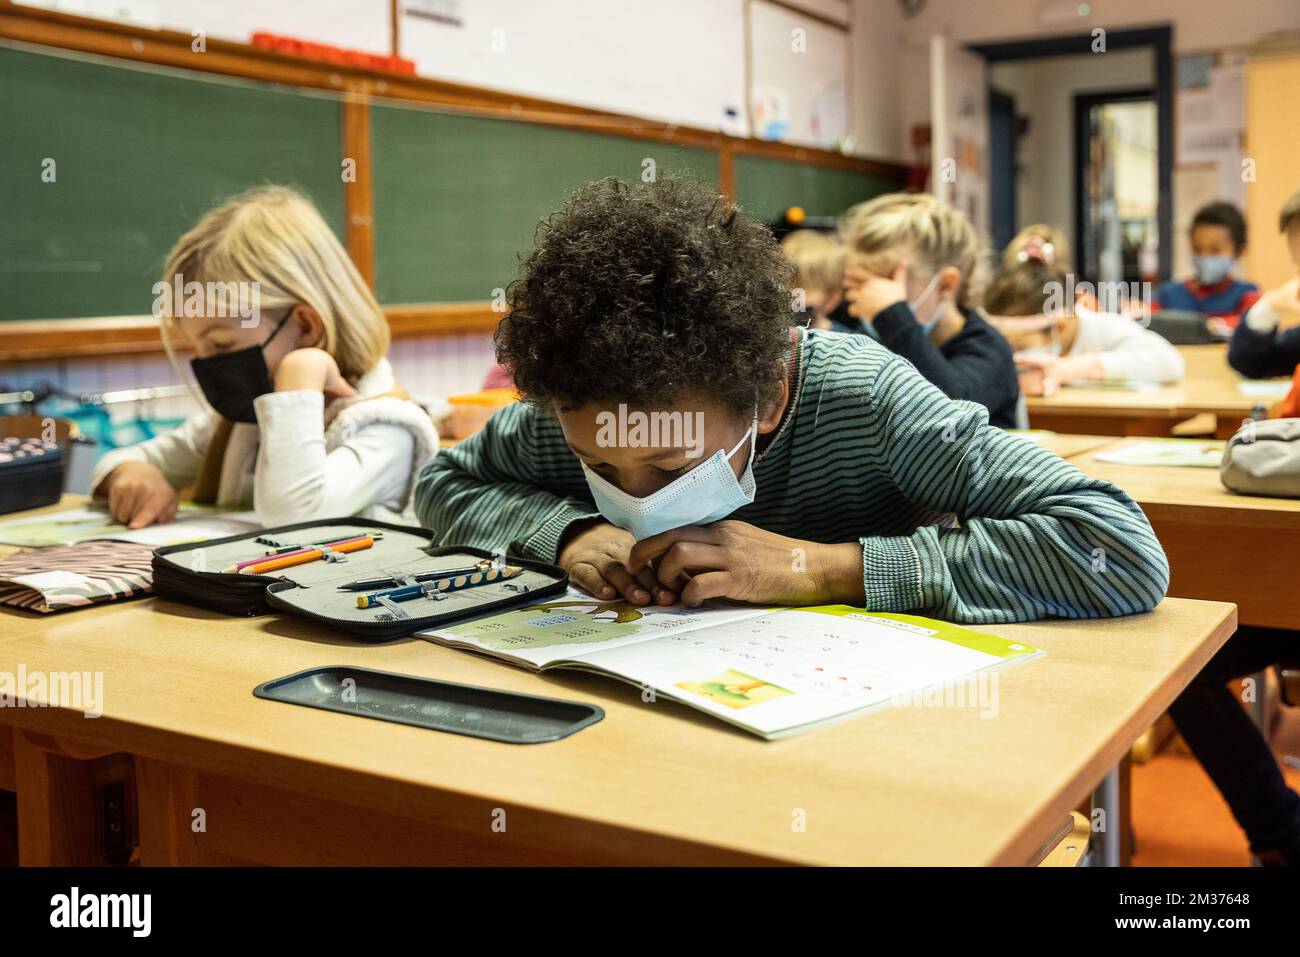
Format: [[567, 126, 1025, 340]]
[[575, 606, 1042, 738], [417, 587, 768, 668]]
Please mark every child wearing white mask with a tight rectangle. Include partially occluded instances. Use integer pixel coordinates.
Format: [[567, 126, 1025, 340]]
[[1154, 201, 1260, 330], [985, 262, 1184, 396], [414, 176, 1169, 623], [839, 193, 1021, 427]]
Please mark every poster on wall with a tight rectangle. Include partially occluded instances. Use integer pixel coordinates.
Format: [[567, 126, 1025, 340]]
[[1177, 53, 1246, 208], [929, 34, 988, 235]]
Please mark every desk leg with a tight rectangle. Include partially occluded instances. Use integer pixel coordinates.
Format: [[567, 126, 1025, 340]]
[[134, 757, 204, 865], [0, 725, 15, 792], [11, 730, 133, 866], [1092, 764, 1123, 868]]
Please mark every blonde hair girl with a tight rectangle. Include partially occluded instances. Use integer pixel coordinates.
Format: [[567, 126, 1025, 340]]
[[837, 192, 1020, 427], [92, 185, 439, 529]]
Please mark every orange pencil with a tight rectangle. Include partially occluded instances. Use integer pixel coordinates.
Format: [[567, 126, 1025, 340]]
[[237, 536, 374, 575]]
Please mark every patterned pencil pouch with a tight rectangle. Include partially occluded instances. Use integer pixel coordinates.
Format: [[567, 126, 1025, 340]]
[[0, 540, 154, 613]]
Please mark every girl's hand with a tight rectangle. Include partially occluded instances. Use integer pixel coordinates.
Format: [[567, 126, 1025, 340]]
[[1015, 353, 1059, 397], [1015, 353, 1103, 396], [844, 263, 910, 323], [103, 461, 179, 528], [273, 348, 357, 400], [627, 520, 864, 607], [1052, 353, 1105, 383], [558, 520, 677, 606]]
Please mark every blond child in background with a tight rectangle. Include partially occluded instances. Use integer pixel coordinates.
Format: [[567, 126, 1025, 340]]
[[839, 193, 1020, 427], [91, 186, 439, 528], [779, 229, 853, 331]]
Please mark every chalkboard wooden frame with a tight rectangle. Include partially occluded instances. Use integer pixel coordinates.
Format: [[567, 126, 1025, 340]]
[[0, 2, 906, 360]]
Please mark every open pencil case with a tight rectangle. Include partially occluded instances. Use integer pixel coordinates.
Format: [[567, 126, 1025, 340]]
[[152, 518, 568, 641]]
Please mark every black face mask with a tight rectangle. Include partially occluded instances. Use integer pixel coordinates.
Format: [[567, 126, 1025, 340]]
[[189, 314, 291, 423]]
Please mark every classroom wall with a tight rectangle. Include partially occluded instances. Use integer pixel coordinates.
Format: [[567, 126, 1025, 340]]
[[898, 0, 1300, 158], [896, 0, 1300, 268], [0, 2, 906, 424], [14, 0, 910, 161], [1244, 52, 1300, 290], [848, 0, 905, 160], [897, 0, 1300, 53]]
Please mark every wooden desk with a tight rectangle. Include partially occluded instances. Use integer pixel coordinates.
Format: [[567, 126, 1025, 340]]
[[1072, 438, 1300, 629], [1177, 343, 1232, 380], [0, 592, 1234, 866], [1026, 346, 1288, 438], [1005, 431, 1117, 460], [1027, 379, 1273, 439]]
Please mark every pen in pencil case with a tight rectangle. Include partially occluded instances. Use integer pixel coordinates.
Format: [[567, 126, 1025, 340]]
[[336, 560, 494, 591], [263, 532, 383, 556], [223, 533, 375, 573], [356, 565, 523, 608], [228, 536, 377, 575]]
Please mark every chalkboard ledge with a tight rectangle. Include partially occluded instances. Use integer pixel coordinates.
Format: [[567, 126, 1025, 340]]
[[0, 303, 501, 363]]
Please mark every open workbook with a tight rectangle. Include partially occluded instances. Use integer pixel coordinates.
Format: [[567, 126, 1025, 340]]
[[419, 590, 1042, 739], [0, 504, 260, 548]]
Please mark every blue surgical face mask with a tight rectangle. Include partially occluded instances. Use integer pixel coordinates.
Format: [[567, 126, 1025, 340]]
[[1192, 254, 1234, 286], [579, 410, 759, 541], [910, 272, 945, 335]]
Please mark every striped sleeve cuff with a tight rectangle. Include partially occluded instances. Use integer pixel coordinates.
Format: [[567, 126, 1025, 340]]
[[517, 503, 603, 564], [859, 534, 929, 612]]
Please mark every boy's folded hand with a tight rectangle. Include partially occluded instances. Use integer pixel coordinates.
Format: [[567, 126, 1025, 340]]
[[103, 461, 179, 529], [627, 520, 862, 608], [558, 519, 677, 607]]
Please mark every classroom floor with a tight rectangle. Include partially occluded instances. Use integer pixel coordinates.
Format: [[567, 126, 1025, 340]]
[[1131, 706, 1300, 866]]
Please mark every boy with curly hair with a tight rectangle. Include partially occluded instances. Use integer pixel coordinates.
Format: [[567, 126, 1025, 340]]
[[414, 176, 1168, 623]]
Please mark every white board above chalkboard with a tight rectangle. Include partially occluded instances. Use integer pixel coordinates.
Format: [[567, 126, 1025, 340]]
[[399, 0, 750, 135], [748, 0, 850, 150]]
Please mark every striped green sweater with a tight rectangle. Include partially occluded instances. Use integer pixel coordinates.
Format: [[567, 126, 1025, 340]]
[[414, 328, 1169, 624]]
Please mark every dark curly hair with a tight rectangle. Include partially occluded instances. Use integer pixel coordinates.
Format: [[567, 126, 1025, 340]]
[[495, 175, 795, 414], [1191, 201, 1247, 249]]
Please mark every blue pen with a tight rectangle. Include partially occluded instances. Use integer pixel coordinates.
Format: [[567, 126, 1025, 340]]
[[356, 564, 522, 609]]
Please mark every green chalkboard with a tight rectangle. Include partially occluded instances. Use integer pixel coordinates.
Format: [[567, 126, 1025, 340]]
[[733, 153, 903, 223], [372, 105, 718, 303], [0, 46, 345, 322]]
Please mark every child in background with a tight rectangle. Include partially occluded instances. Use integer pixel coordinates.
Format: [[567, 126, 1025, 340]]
[[1228, 189, 1300, 381], [839, 193, 1020, 427], [415, 176, 1169, 623], [1002, 223, 1101, 312], [985, 262, 1185, 396], [90, 186, 439, 528], [1154, 201, 1260, 328], [1002, 223, 1069, 270], [779, 229, 857, 332]]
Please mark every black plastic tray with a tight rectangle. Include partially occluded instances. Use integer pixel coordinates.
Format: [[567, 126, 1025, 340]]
[[253, 665, 603, 744]]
